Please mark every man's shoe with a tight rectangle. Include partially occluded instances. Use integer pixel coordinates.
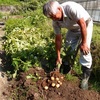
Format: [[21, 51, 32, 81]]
[[80, 66, 92, 90], [81, 78, 88, 90]]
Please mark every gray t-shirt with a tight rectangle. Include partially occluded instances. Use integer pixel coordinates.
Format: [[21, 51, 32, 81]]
[[53, 1, 91, 34]]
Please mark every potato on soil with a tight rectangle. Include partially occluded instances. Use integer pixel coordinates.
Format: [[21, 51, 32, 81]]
[[51, 82, 56, 87], [57, 80, 62, 85], [50, 71, 64, 82], [44, 86, 49, 90], [56, 83, 60, 88], [42, 78, 50, 90], [51, 76, 55, 81]]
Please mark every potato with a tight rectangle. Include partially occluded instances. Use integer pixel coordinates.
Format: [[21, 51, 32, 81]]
[[51, 83, 56, 87], [56, 84, 60, 88], [56, 77, 59, 81], [51, 76, 55, 81], [44, 86, 48, 90], [58, 80, 62, 85]]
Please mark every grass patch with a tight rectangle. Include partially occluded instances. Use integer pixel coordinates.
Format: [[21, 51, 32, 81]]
[[0, 0, 20, 5]]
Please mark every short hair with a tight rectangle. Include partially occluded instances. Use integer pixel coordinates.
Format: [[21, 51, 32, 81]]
[[43, 1, 60, 17]]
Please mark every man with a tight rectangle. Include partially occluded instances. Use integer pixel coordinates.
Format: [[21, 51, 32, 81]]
[[43, 0, 93, 90]]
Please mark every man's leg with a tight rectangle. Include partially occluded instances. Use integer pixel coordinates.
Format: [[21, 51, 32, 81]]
[[80, 19, 93, 89], [81, 66, 92, 90], [61, 30, 81, 74]]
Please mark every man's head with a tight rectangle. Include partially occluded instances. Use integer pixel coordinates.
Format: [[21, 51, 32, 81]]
[[43, 1, 63, 20]]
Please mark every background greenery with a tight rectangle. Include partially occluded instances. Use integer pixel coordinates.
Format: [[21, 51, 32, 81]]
[[0, 0, 100, 92]]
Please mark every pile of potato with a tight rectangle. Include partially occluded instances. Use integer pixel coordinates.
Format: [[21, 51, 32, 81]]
[[42, 71, 64, 90]]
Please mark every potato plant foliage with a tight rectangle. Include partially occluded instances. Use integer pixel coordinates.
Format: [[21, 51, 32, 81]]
[[4, 0, 57, 76]]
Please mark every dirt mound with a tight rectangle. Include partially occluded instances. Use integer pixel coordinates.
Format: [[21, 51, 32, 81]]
[[3, 67, 100, 100]]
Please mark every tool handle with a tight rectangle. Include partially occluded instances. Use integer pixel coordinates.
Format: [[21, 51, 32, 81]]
[[57, 63, 61, 69], [54, 63, 61, 72]]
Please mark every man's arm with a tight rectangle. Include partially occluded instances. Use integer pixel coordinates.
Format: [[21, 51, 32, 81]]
[[77, 18, 90, 55], [55, 34, 62, 65]]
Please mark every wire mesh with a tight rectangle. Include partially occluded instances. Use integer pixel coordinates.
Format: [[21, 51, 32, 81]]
[[59, 0, 100, 22]]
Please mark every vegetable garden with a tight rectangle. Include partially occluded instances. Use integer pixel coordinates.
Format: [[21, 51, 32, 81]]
[[0, 0, 100, 99]]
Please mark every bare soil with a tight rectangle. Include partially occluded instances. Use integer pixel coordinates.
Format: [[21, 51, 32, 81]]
[[1, 67, 99, 100]]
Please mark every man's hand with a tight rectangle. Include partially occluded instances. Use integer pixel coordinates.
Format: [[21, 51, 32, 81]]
[[56, 57, 62, 65], [80, 43, 90, 55]]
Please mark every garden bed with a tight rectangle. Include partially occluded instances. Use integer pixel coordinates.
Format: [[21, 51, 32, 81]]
[[2, 67, 100, 100]]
